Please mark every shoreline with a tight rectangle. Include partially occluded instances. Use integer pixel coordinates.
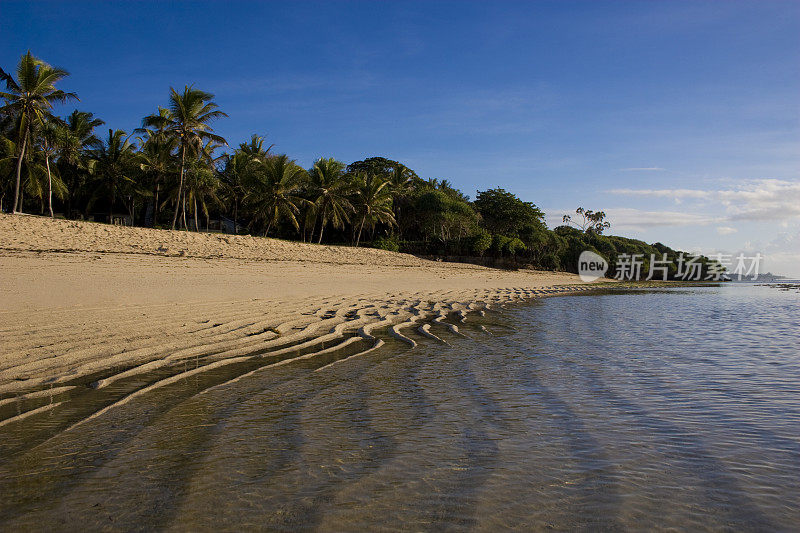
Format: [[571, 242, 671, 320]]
[[0, 214, 708, 405], [0, 214, 601, 402], [0, 284, 598, 432]]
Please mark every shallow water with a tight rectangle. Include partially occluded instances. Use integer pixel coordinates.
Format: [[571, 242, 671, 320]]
[[1, 284, 798, 531]]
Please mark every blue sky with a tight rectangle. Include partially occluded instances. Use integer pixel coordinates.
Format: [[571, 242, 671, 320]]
[[3, 1, 799, 275]]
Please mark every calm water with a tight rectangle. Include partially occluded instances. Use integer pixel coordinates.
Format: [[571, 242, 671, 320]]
[[1, 284, 798, 531]]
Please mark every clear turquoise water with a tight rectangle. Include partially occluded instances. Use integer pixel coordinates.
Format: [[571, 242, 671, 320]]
[[1, 284, 798, 531]]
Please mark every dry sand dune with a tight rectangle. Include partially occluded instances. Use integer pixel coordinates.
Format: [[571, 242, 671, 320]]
[[0, 212, 469, 266], [0, 214, 593, 423]]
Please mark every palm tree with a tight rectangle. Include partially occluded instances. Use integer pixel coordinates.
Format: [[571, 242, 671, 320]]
[[238, 134, 273, 162], [138, 128, 176, 226], [219, 150, 254, 234], [307, 157, 353, 244], [183, 139, 223, 231], [387, 163, 416, 238], [244, 154, 308, 237], [142, 86, 227, 229], [388, 163, 415, 193], [0, 133, 14, 211], [0, 51, 77, 213], [0, 132, 62, 214], [39, 118, 65, 217], [353, 173, 395, 246], [0, 135, 44, 213], [56, 110, 104, 218], [88, 129, 139, 222]]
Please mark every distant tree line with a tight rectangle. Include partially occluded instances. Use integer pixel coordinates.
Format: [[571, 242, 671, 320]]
[[0, 52, 719, 278]]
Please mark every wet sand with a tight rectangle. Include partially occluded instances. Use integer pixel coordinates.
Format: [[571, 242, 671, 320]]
[[0, 213, 592, 400]]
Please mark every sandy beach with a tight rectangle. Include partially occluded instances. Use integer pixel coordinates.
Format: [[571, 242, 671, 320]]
[[0, 214, 592, 400]]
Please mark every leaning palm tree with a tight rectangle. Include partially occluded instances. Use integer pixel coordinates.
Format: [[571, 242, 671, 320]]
[[142, 86, 227, 229], [307, 157, 353, 244], [0, 133, 14, 211], [0, 51, 77, 213], [0, 134, 59, 214], [352, 173, 395, 247], [244, 154, 308, 237]]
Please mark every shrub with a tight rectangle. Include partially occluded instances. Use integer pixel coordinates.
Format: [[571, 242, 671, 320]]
[[470, 228, 492, 256], [505, 237, 527, 256], [373, 235, 400, 252]]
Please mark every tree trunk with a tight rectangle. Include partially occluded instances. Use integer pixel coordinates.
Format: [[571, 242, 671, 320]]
[[182, 197, 188, 231], [46, 151, 54, 217], [109, 188, 115, 222], [171, 144, 186, 230], [317, 219, 325, 244], [264, 209, 274, 237], [66, 189, 73, 219], [153, 179, 160, 226], [355, 215, 366, 247], [12, 128, 28, 214], [233, 197, 238, 234], [306, 215, 313, 243], [194, 197, 199, 232]]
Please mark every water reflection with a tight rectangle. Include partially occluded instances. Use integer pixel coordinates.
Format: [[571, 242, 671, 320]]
[[0, 285, 798, 530]]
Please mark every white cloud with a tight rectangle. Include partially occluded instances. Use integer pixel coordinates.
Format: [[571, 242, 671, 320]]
[[603, 208, 720, 230], [607, 179, 800, 222], [720, 180, 800, 221], [618, 167, 666, 172], [716, 226, 738, 235], [609, 188, 711, 199]]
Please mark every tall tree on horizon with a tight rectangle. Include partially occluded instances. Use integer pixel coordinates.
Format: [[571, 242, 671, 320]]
[[352, 173, 395, 247], [88, 129, 139, 221], [307, 157, 352, 244], [183, 139, 223, 231], [0, 133, 62, 215], [238, 133, 273, 162], [244, 154, 308, 237], [0, 51, 78, 213], [142, 86, 227, 229], [0, 132, 14, 211], [387, 162, 417, 238], [38, 118, 65, 217], [137, 126, 177, 226], [56, 110, 104, 218], [219, 150, 254, 234]]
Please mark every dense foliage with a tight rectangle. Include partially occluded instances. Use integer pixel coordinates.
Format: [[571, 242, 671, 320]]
[[1, 52, 718, 279]]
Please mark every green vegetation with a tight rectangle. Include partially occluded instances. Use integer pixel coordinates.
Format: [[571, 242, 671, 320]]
[[1, 52, 718, 279]]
